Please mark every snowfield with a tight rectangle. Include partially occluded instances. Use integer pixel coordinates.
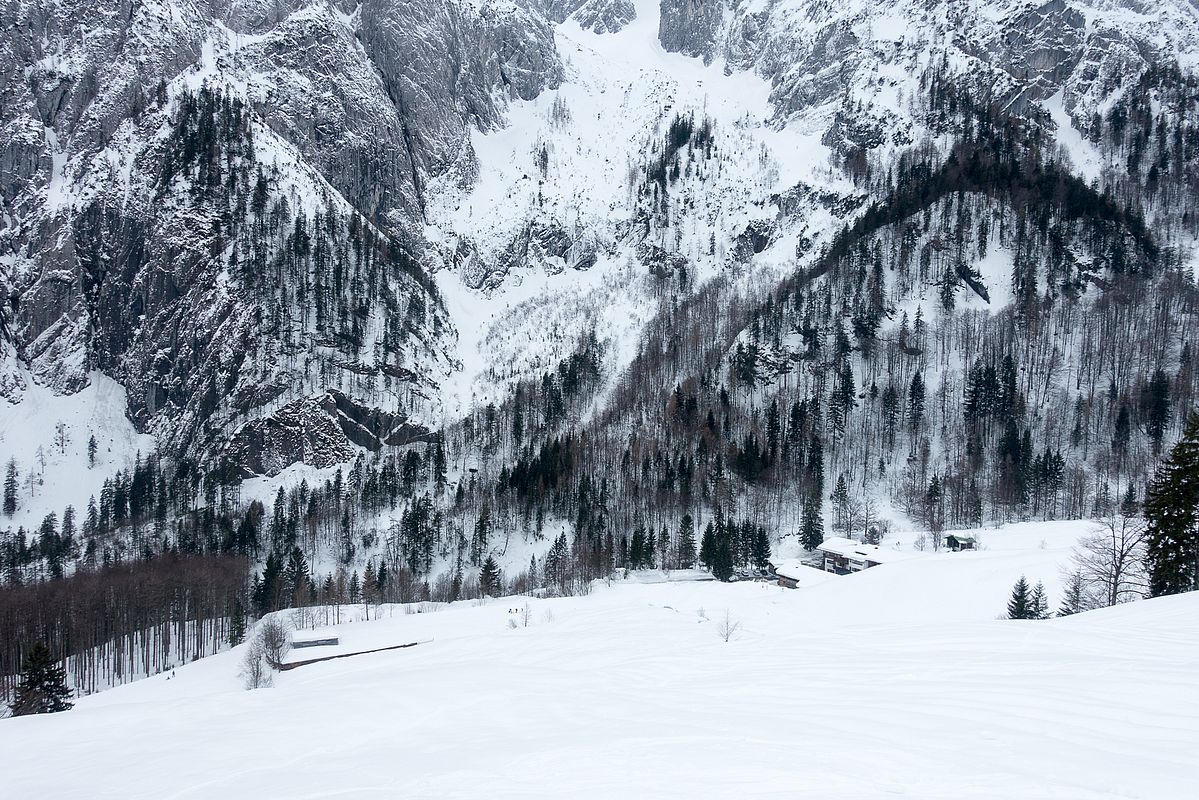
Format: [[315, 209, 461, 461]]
[[2, 521, 1197, 798], [0, 371, 156, 531]]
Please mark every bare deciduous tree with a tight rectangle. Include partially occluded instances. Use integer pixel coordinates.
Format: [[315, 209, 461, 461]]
[[240, 640, 272, 690], [0, 555, 249, 698], [716, 610, 741, 643], [1070, 489, 1149, 608], [257, 617, 291, 669], [861, 496, 880, 542]]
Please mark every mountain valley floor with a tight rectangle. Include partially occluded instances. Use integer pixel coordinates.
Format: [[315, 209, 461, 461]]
[[1, 520, 1195, 798]]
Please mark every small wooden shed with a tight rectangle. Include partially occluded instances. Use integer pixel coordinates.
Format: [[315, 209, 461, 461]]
[[946, 535, 977, 552]]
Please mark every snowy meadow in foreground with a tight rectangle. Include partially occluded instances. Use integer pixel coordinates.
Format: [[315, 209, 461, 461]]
[[2, 521, 1195, 799]]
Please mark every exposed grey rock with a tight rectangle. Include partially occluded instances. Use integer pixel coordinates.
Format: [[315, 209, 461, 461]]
[[570, 237, 599, 271], [574, 0, 636, 34], [658, 0, 725, 63], [528, 221, 574, 273], [727, 220, 774, 266], [0, 0, 564, 472], [327, 389, 432, 450], [635, 241, 689, 277], [965, 0, 1087, 110], [653, 0, 1199, 146], [226, 393, 357, 478], [821, 107, 908, 153]]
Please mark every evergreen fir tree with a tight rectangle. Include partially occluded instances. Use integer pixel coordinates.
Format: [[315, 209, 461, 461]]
[[711, 534, 735, 582], [362, 562, 377, 604], [1144, 413, 1199, 596], [908, 373, 926, 430], [800, 501, 824, 551], [254, 552, 282, 614], [831, 476, 850, 533], [10, 642, 73, 716], [1006, 575, 1031, 619], [700, 521, 716, 568], [432, 437, 448, 494], [1030, 581, 1049, 619], [676, 514, 697, 568], [751, 526, 772, 570], [228, 600, 247, 646], [283, 546, 310, 603], [1058, 570, 1086, 617], [1144, 369, 1172, 454], [545, 533, 570, 591], [471, 506, 491, 566], [376, 561, 389, 600], [480, 555, 502, 597], [629, 525, 647, 570], [4, 459, 18, 517]]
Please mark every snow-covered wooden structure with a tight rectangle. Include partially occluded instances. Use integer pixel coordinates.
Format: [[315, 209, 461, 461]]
[[815, 538, 912, 574], [292, 635, 339, 649]]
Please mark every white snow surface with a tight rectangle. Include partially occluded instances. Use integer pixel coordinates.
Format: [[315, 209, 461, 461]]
[[2, 520, 1196, 798], [0, 371, 155, 529], [426, 0, 835, 412]]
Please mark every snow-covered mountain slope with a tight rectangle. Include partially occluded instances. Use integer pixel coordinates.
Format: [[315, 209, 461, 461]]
[[426, 0, 843, 406], [425, 0, 1199, 406], [0, 372, 154, 532], [662, 0, 1199, 122], [3, 0, 1199, 559], [3, 520, 1195, 798], [1, 0, 561, 473], [7, 1, 1197, 460]]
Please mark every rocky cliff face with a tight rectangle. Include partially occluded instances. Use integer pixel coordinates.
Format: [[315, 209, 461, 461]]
[[656, 0, 1199, 135], [3, 0, 1199, 482], [658, 0, 723, 60], [0, 0, 562, 474]]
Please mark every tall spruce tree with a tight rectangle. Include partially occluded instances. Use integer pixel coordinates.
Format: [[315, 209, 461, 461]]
[[3, 459, 18, 517], [699, 521, 716, 568], [1030, 581, 1049, 620], [677, 514, 697, 568], [283, 547, 310, 604], [10, 642, 73, 716], [1058, 570, 1087, 616], [751, 526, 772, 570], [1006, 576, 1032, 619], [1144, 414, 1199, 596], [480, 555, 502, 597], [711, 535, 735, 582], [228, 600, 247, 646], [800, 501, 824, 551], [629, 525, 647, 570]]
